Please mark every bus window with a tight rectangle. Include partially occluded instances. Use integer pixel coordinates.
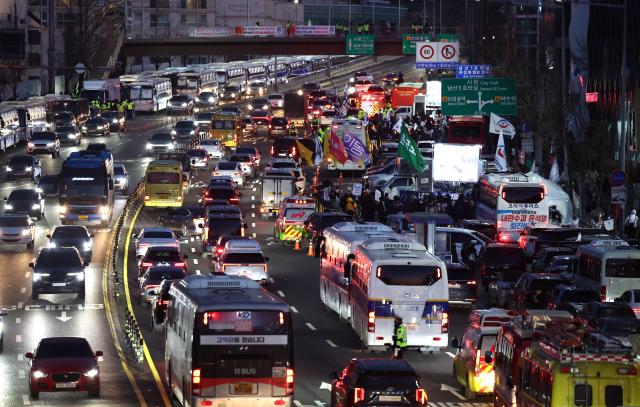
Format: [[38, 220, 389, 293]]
[[147, 172, 180, 184], [605, 258, 640, 278]]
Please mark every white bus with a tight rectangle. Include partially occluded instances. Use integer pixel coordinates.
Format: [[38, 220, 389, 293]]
[[129, 78, 172, 112], [572, 240, 640, 302], [327, 119, 369, 171], [475, 172, 572, 243], [0, 107, 20, 151], [0, 100, 47, 139], [246, 62, 269, 96], [266, 58, 290, 84], [350, 235, 449, 352], [166, 275, 294, 407], [320, 222, 396, 321], [215, 65, 248, 93], [288, 57, 311, 77], [176, 70, 217, 97]]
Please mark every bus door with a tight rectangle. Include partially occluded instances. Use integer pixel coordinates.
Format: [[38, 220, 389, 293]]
[[573, 375, 631, 407]]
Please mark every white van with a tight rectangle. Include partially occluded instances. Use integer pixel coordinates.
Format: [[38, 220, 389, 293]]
[[214, 239, 269, 284], [350, 236, 449, 352], [320, 222, 395, 321], [571, 240, 640, 302]]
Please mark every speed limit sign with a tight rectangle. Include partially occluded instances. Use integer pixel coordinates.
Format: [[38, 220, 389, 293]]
[[416, 42, 437, 68]]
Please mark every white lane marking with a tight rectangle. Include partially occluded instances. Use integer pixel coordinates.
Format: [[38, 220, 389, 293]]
[[293, 401, 302, 407], [445, 351, 456, 359], [252, 213, 256, 218], [326, 339, 338, 348], [16, 335, 22, 343], [251, 204, 255, 209], [290, 306, 299, 314], [305, 322, 317, 331], [193, 259, 199, 265], [20, 287, 25, 294], [268, 277, 275, 284], [251, 195, 255, 200], [17, 353, 24, 361], [196, 270, 201, 275], [251, 223, 255, 227], [22, 394, 30, 405], [277, 290, 285, 298], [252, 187, 256, 192], [25, 272, 30, 279], [18, 370, 25, 379], [17, 302, 23, 309], [191, 247, 196, 253], [252, 233, 256, 238], [16, 317, 21, 324], [314, 401, 326, 407], [190, 237, 195, 242]]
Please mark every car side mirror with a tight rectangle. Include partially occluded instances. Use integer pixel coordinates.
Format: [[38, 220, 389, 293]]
[[450, 337, 460, 349], [46, 234, 51, 239], [191, 159, 196, 164], [28, 262, 34, 268], [198, 223, 204, 228], [136, 255, 142, 260], [132, 234, 138, 240], [3, 197, 6, 201], [485, 351, 493, 364], [25, 352, 34, 359], [90, 234, 95, 238]]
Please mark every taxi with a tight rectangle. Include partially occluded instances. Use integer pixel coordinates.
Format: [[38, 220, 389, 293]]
[[450, 308, 513, 399], [274, 196, 315, 242]]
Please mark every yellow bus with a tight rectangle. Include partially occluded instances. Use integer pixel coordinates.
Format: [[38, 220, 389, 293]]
[[143, 160, 184, 208], [210, 113, 240, 148], [515, 329, 640, 407]]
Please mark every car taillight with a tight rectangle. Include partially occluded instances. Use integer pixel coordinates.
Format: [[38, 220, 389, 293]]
[[269, 124, 272, 129], [415, 388, 427, 405], [286, 368, 294, 395], [480, 265, 487, 276], [270, 146, 274, 155], [367, 311, 375, 332], [174, 262, 185, 267], [618, 367, 637, 375], [518, 235, 526, 248], [292, 146, 296, 155], [216, 247, 224, 255], [466, 280, 476, 285], [144, 195, 150, 201], [547, 301, 555, 310], [141, 262, 152, 268], [633, 307, 640, 314], [441, 312, 448, 333], [354, 387, 365, 404], [600, 285, 607, 301], [157, 299, 168, 305], [499, 234, 510, 242], [192, 368, 201, 394]]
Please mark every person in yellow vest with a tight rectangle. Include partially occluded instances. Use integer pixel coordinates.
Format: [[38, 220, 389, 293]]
[[392, 317, 408, 359], [128, 100, 136, 118], [344, 194, 358, 216], [357, 109, 366, 121]]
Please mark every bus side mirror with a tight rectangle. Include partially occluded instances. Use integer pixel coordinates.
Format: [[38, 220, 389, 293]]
[[131, 234, 138, 240], [485, 351, 493, 364]]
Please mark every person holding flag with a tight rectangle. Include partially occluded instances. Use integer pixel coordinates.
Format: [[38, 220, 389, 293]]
[[398, 122, 425, 173]]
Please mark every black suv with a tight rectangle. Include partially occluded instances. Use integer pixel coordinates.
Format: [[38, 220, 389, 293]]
[[576, 301, 637, 328], [30, 247, 86, 299], [549, 284, 600, 314], [509, 273, 572, 310], [151, 279, 179, 331], [331, 358, 427, 406], [47, 225, 94, 265], [201, 213, 246, 254], [4, 189, 44, 220], [476, 243, 525, 286]]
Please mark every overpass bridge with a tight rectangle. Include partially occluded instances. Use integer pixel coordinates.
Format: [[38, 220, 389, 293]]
[[122, 36, 405, 58]]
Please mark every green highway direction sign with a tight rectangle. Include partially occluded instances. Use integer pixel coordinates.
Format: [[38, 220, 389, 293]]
[[441, 78, 517, 116], [346, 34, 375, 55], [402, 33, 431, 55], [436, 33, 459, 42]]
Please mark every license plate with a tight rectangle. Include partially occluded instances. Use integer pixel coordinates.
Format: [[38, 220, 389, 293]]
[[52, 283, 66, 287], [379, 395, 402, 402], [449, 283, 461, 289], [78, 215, 88, 220], [55, 382, 76, 389], [233, 382, 254, 395]]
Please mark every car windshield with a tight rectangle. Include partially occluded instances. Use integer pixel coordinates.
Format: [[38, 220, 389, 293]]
[[175, 121, 195, 129], [36, 339, 93, 358], [217, 162, 239, 171], [145, 250, 181, 262], [560, 290, 600, 303], [198, 92, 215, 99], [529, 279, 570, 291], [268, 94, 283, 100], [229, 155, 250, 163], [208, 188, 235, 199], [37, 249, 82, 267], [484, 247, 523, 265], [32, 132, 55, 140], [356, 372, 419, 390], [188, 149, 207, 157], [52, 227, 87, 239], [0, 216, 29, 227], [552, 256, 576, 267], [9, 156, 32, 165], [171, 96, 190, 103], [235, 147, 256, 155], [272, 161, 295, 169], [597, 307, 636, 319], [274, 138, 296, 149], [200, 139, 220, 146], [148, 267, 185, 280], [150, 133, 172, 142], [252, 110, 269, 117], [208, 218, 241, 235], [142, 231, 173, 239], [9, 190, 37, 200], [101, 112, 118, 118], [114, 166, 125, 175], [223, 252, 265, 264], [271, 118, 287, 126], [224, 86, 240, 92], [56, 126, 76, 133], [86, 118, 103, 125]]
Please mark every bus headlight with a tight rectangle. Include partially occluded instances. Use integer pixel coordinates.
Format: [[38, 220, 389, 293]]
[[297, 89, 303, 96], [28, 142, 34, 148], [5, 166, 11, 172], [68, 133, 76, 138], [190, 130, 195, 135], [112, 119, 118, 124], [46, 142, 54, 147], [96, 126, 103, 130]]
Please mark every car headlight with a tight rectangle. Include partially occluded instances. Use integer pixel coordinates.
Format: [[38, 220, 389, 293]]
[[350, 77, 355, 83], [171, 130, 177, 135], [68, 272, 84, 281], [5, 166, 11, 172], [167, 101, 172, 106], [82, 126, 87, 130], [22, 229, 31, 236], [168, 143, 175, 150], [58, 205, 66, 214], [248, 105, 253, 110], [181, 103, 187, 107], [68, 133, 76, 138], [297, 90, 303, 96], [195, 97, 200, 102], [83, 241, 92, 251], [47, 241, 56, 248], [84, 368, 98, 378], [220, 92, 224, 97], [32, 204, 40, 210], [46, 142, 54, 147], [263, 105, 268, 110], [112, 119, 118, 124], [146, 143, 152, 150], [32, 272, 49, 282], [99, 206, 108, 214], [26, 166, 32, 172], [28, 142, 34, 148], [96, 126, 103, 130], [231, 93, 236, 97], [190, 130, 195, 135], [348, 87, 356, 94], [4, 204, 12, 210], [208, 97, 214, 103], [32, 371, 48, 379]]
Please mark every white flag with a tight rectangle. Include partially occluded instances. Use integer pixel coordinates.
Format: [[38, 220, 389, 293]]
[[392, 117, 403, 133], [494, 131, 508, 171], [549, 156, 560, 183], [314, 135, 323, 166], [489, 113, 516, 137]]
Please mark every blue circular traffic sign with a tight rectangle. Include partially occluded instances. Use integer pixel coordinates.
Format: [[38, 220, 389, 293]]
[[611, 169, 626, 187]]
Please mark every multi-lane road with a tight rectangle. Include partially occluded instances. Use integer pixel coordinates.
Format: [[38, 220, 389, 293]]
[[0, 56, 491, 407]]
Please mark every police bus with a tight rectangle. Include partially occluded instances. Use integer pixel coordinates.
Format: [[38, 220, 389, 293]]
[[320, 222, 394, 321], [166, 275, 294, 407], [129, 78, 172, 112], [175, 70, 217, 97], [349, 235, 449, 352], [475, 172, 572, 243]]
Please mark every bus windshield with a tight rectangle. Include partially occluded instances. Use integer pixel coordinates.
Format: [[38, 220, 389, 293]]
[[130, 86, 153, 100], [147, 172, 180, 184], [449, 124, 482, 140], [177, 77, 198, 89], [213, 120, 235, 130]]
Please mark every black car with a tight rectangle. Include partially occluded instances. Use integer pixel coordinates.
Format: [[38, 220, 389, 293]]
[[47, 225, 94, 264], [544, 254, 577, 273], [81, 117, 110, 137], [447, 262, 477, 306], [36, 175, 58, 196], [509, 273, 572, 310], [241, 117, 254, 133], [218, 106, 243, 116], [271, 137, 299, 160], [55, 124, 81, 145], [593, 317, 640, 341], [194, 91, 217, 111], [6, 155, 41, 180], [172, 120, 200, 140], [4, 189, 44, 220], [531, 246, 575, 273], [549, 284, 600, 314], [201, 213, 246, 254], [30, 247, 86, 299], [139, 266, 186, 304], [50, 111, 76, 128], [305, 212, 353, 254], [461, 219, 496, 241], [158, 206, 206, 236], [100, 110, 125, 132], [300, 82, 321, 94], [167, 95, 194, 114], [576, 301, 637, 328], [200, 184, 240, 206], [151, 278, 178, 330], [249, 98, 269, 111], [331, 358, 427, 407], [476, 243, 525, 286], [269, 117, 290, 136], [138, 246, 188, 277]]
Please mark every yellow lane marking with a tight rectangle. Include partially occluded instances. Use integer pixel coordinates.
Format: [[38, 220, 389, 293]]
[[123, 206, 172, 407], [102, 225, 147, 406]]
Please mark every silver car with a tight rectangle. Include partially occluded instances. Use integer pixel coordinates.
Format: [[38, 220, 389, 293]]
[[212, 161, 245, 187], [0, 214, 35, 249], [113, 163, 129, 192]]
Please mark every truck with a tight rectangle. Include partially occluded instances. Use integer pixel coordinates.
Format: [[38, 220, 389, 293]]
[[58, 153, 115, 226], [260, 168, 296, 219], [391, 82, 424, 110], [80, 80, 122, 103]]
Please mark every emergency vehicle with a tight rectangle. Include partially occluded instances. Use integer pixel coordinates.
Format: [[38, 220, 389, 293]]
[[274, 196, 315, 242], [451, 309, 514, 399], [357, 91, 385, 116], [492, 310, 574, 407], [515, 323, 640, 407]]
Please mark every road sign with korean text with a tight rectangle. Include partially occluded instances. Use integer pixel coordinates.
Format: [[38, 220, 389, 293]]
[[456, 64, 492, 79], [402, 34, 431, 54], [441, 78, 517, 116], [346, 34, 375, 55]]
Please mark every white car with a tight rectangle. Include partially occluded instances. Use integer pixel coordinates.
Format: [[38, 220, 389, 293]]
[[229, 154, 255, 177], [212, 161, 245, 188], [268, 157, 298, 171], [113, 163, 129, 192], [267, 93, 285, 109], [0, 214, 35, 249], [214, 239, 269, 284], [198, 139, 225, 159], [132, 227, 180, 258]]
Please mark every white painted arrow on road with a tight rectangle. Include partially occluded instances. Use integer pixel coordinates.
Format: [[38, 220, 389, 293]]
[[319, 381, 332, 391], [56, 311, 72, 322], [440, 383, 466, 401]]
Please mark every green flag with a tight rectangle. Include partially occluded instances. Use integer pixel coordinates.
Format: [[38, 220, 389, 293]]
[[398, 124, 425, 173]]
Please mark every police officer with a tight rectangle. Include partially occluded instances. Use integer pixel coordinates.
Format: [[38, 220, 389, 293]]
[[128, 100, 136, 118], [317, 125, 325, 144], [392, 317, 408, 359], [357, 109, 366, 121]]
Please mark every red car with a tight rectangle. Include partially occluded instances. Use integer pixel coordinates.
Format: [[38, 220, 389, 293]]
[[26, 337, 103, 399], [138, 246, 188, 277]]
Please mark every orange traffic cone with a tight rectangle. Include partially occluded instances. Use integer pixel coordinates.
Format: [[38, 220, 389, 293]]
[[294, 239, 301, 251], [307, 241, 315, 256]]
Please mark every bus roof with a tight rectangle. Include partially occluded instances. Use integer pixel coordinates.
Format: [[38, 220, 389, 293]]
[[147, 160, 182, 170], [171, 275, 289, 312], [576, 241, 640, 258], [355, 234, 443, 264]]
